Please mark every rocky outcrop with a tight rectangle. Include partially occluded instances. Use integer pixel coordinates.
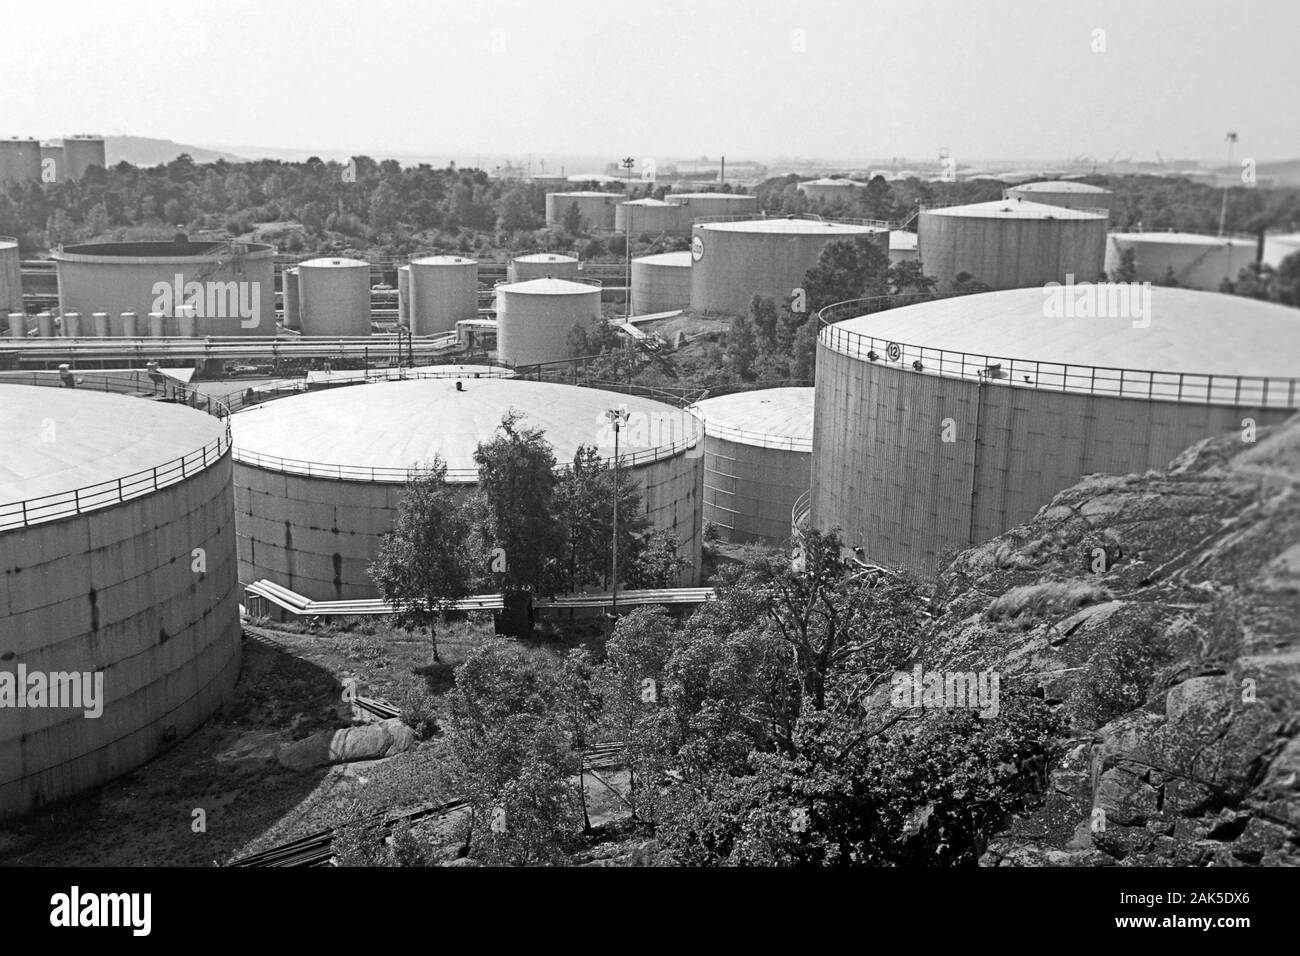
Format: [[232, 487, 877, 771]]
[[913, 414, 1300, 866], [277, 718, 416, 772]]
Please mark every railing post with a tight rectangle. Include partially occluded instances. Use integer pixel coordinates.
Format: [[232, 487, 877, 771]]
[[153, 467, 158, 490], [74, 489, 80, 514]]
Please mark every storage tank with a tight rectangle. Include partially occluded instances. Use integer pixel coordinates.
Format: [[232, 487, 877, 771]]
[[281, 267, 301, 330], [396, 264, 410, 328], [1006, 180, 1114, 216], [496, 276, 602, 365], [0, 137, 41, 185], [297, 257, 371, 336], [798, 178, 858, 204], [1261, 232, 1300, 269], [669, 192, 759, 223], [39, 143, 64, 182], [918, 199, 1108, 291], [689, 387, 813, 544], [1105, 232, 1260, 290], [889, 230, 919, 264], [231, 379, 704, 599], [52, 240, 277, 336], [507, 252, 579, 282], [631, 251, 692, 313], [811, 287, 1300, 573], [616, 199, 687, 237], [62, 135, 106, 181], [690, 216, 889, 316], [0, 382, 240, 820], [409, 255, 478, 335], [545, 192, 617, 230], [0, 238, 21, 314]]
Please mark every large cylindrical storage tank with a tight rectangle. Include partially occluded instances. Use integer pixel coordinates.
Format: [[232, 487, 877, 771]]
[[396, 264, 410, 328], [670, 192, 759, 222], [507, 252, 579, 282], [1005, 180, 1114, 216], [496, 277, 601, 365], [616, 199, 687, 237], [0, 238, 21, 314], [631, 251, 692, 313], [1261, 232, 1300, 269], [690, 217, 889, 315], [62, 135, 107, 181], [798, 179, 858, 204], [889, 230, 919, 264], [689, 387, 813, 544], [811, 287, 1300, 573], [0, 384, 241, 820], [297, 257, 371, 336], [282, 267, 301, 330], [231, 379, 704, 599], [1105, 232, 1259, 291], [545, 192, 617, 230], [39, 143, 64, 182], [409, 255, 478, 335], [0, 137, 41, 185], [918, 199, 1108, 291], [52, 241, 277, 336]]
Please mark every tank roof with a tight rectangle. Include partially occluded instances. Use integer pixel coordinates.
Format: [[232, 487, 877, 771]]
[[923, 199, 1107, 220], [1109, 231, 1257, 247], [299, 256, 368, 268], [1012, 180, 1112, 194], [231, 379, 700, 480], [802, 178, 857, 186], [690, 387, 814, 450], [0, 386, 225, 505], [633, 251, 693, 266], [54, 240, 275, 260], [0, 239, 17, 250], [497, 277, 601, 295], [1, 136, 39, 143], [697, 217, 885, 235], [551, 191, 614, 197], [410, 255, 477, 266], [830, 287, 1300, 382], [672, 192, 755, 199], [514, 253, 578, 263], [620, 198, 680, 206]]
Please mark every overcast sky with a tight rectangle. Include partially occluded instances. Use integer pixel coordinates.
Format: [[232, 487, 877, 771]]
[[2, 0, 1296, 165]]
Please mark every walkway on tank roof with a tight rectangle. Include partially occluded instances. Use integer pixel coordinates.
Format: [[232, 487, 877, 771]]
[[923, 199, 1108, 219], [689, 387, 814, 450], [697, 217, 886, 233]]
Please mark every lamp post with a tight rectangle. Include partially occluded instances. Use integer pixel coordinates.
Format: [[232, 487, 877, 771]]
[[622, 156, 635, 319], [605, 406, 630, 620], [1218, 132, 1238, 238]]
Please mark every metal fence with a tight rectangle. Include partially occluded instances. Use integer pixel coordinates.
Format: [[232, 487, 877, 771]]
[[691, 212, 891, 229], [0, 372, 233, 530], [816, 298, 1300, 409]]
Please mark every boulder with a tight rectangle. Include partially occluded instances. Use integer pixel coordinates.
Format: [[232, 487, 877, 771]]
[[278, 718, 416, 772]]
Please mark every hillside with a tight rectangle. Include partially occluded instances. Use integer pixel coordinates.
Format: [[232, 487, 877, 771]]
[[105, 135, 243, 167], [918, 415, 1300, 866]]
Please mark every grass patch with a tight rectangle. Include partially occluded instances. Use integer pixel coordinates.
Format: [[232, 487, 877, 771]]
[[985, 580, 1112, 625]]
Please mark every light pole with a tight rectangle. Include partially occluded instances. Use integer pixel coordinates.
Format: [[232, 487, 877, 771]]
[[605, 407, 630, 620], [1219, 132, 1238, 238], [622, 156, 635, 319]]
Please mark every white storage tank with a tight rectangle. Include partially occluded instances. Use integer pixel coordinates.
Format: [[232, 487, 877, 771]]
[[918, 199, 1109, 291], [798, 178, 858, 204], [0, 238, 21, 314], [507, 252, 579, 283], [0, 382, 241, 820], [631, 251, 692, 313], [297, 257, 371, 336], [689, 387, 814, 544], [0, 137, 41, 185], [409, 255, 478, 335], [811, 287, 1300, 572], [1006, 180, 1114, 217], [1261, 232, 1300, 269], [231, 379, 704, 598], [62, 135, 107, 181], [39, 143, 64, 182], [690, 217, 889, 316], [545, 192, 617, 231], [281, 267, 301, 330], [616, 199, 688, 237], [889, 230, 919, 264], [497, 276, 602, 365], [1105, 232, 1259, 290], [396, 264, 410, 328], [670, 192, 759, 223]]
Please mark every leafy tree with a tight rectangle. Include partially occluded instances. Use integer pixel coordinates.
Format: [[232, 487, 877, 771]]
[[629, 529, 688, 588], [888, 259, 937, 295], [495, 186, 539, 232], [952, 271, 991, 294], [727, 313, 758, 379], [554, 445, 649, 591], [367, 181, 402, 233], [368, 457, 473, 661], [1272, 250, 1300, 306], [1109, 247, 1138, 283], [561, 200, 584, 236], [802, 236, 892, 313], [749, 293, 780, 352]]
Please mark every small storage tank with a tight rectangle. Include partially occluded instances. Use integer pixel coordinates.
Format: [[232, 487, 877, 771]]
[[0, 238, 21, 314], [409, 255, 478, 335], [1006, 180, 1114, 216], [889, 230, 919, 264], [798, 178, 858, 204], [1105, 232, 1258, 291], [616, 199, 687, 237], [507, 252, 579, 282], [1261, 232, 1300, 269], [545, 192, 617, 230], [39, 143, 64, 182], [690, 217, 889, 315], [497, 276, 602, 365], [0, 137, 41, 185], [281, 267, 301, 330], [918, 199, 1108, 291], [669, 192, 758, 223], [62, 135, 106, 181], [297, 257, 371, 336], [689, 387, 814, 544], [631, 251, 692, 313], [396, 264, 410, 328]]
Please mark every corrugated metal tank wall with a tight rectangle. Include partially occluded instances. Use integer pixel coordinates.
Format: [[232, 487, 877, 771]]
[[0, 138, 42, 184], [1104, 235, 1258, 290], [671, 193, 759, 221], [297, 258, 372, 336], [919, 212, 1108, 291], [811, 338, 1296, 572], [282, 267, 301, 330], [544, 193, 617, 230], [409, 256, 478, 335], [507, 254, 579, 282], [0, 241, 21, 313], [615, 201, 687, 236], [396, 265, 410, 327], [702, 436, 811, 544], [497, 283, 601, 364], [798, 181, 856, 203], [1006, 184, 1114, 215], [630, 252, 692, 313], [62, 136, 106, 181], [39, 144, 64, 182]]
